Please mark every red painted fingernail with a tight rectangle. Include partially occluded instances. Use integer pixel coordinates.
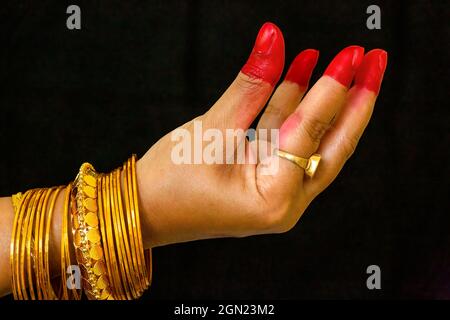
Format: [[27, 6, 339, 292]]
[[284, 49, 319, 88], [241, 22, 285, 86], [354, 49, 388, 95], [324, 45, 365, 88]]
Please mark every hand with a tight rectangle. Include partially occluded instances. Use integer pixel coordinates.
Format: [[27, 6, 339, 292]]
[[136, 23, 387, 248]]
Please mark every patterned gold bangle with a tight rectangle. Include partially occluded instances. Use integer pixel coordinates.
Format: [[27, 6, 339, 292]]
[[71, 163, 111, 300]]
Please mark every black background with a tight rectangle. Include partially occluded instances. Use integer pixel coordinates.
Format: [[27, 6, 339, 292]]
[[0, 0, 448, 299]]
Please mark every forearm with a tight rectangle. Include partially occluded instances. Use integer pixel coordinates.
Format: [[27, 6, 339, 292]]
[[0, 197, 14, 296]]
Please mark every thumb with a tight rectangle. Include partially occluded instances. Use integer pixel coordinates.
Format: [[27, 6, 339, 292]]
[[206, 22, 285, 131]]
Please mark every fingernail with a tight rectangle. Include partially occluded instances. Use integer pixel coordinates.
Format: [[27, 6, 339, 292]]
[[284, 49, 319, 88], [241, 22, 285, 86], [354, 49, 388, 95], [324, 45, 365, 88]]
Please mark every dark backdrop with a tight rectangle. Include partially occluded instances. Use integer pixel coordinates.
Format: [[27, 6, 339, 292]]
[[0, 0, 448, 299]]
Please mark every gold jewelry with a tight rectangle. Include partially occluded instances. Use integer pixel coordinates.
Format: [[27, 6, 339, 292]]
[[61, 184, 83, 300], [23, 189, 44, 300], [95, 156, 151, 300], [11, 187, 67, 300], [71, 163, 111, 300], [109, 169, 133, 299], [275, 149, 321, 177], [11, 189, 34, 300], [34, 187, 53, 299], [97, 174, 119, 300], [10, 155, 152, 300], [122, 160, 146, 292], [128, 155, 152, 287]]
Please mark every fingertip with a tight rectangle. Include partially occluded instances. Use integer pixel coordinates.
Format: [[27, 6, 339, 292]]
[[354, 49, 388, 95], [241, 22, 285, 87], [324, 45, 365, 88], [284, 49, 319, 88]]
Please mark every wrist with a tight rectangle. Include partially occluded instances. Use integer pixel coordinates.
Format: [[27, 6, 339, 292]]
[[136, 157, 162, 248]]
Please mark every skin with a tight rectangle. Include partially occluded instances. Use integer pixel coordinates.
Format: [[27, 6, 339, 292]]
[[0, 23, 387, 297]]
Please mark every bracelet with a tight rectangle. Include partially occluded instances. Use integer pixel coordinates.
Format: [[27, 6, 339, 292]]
[[61, 183, 83, 300], [10, 187, 67, 300], [34, 187, 54, 299], [10, 155, 152, 300], [127, 155, 152, 288], [71, 163, 111, 300]]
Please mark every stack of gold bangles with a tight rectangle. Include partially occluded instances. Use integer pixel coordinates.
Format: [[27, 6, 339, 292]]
[[9, 155, 152, 300]]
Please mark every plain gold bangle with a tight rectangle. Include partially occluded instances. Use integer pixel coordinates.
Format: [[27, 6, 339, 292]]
[[122, 162, 145, 293], [34, 187, 53, 299], [109, 169, 133, 299], [97, 174, 117, 300], [10, 189, 33, 300], [102, 173, 125, 299], [60, 185, 71, 300], [23, 189, 44, 300], [129, 155, 152, 287], [45, 187, 64, 299], [114, 168, 140, 298]]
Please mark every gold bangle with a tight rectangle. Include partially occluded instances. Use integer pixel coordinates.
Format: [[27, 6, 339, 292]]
[[124, 156, 151, 290], [10, 189, 33, 300], [61, 183, 83, 300], [102, 173, 125, 299], [129, 155, 152, 287], [71, 163, 111, 300], [10, 155, 153, 300], [116, 168, 142, 298], [109, 169, 134, 299], [44, 187, 64, 299], [23, 189, 44, 300], [97, 174, 117, 300], [60, 185, 71, 300], [34, 187, 53, 299], [122, 162, 145, 293]]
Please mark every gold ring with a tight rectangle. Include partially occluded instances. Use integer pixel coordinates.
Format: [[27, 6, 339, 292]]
[[275, 149, 321, 177]]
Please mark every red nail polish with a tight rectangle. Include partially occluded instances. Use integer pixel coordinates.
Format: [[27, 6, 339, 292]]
[[324, 45, 365, 88], [241, 22, 285, 86], [284, 49, 319, 88], [354, 49, 388, 95]]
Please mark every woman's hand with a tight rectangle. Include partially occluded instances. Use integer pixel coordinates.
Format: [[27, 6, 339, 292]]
[[136, 23, 387, 248]]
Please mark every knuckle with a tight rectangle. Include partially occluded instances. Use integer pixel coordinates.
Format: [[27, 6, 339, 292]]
[[264, 102, 282, 117], [235, 74, 264, 92], [301, 115, 331, 143]]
